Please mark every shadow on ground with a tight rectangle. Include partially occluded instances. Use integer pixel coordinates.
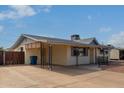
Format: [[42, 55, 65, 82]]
[[33, 65, 99, 76]]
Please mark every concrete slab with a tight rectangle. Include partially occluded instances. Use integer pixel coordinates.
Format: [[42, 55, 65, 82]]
[[0, 65, 124, 88]]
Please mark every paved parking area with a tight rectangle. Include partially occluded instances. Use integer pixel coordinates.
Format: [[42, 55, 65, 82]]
[[0, 65, 124, 88]]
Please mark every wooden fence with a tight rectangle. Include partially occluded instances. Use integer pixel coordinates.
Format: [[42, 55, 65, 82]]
[[0, 51, 3, 65], [0, 51, 24, 65]]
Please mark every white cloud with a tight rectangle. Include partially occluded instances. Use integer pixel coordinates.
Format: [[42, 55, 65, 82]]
[[0, 25, 4, 32], [0, 5, 53, 20], [99, 27, 112, 32], [108, 31, 124, 48], [0, 5, 36, 20], [9, 6, 36, 17]]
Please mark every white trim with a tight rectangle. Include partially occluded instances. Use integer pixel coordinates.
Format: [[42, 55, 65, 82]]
[[22, 34, 47, 42]]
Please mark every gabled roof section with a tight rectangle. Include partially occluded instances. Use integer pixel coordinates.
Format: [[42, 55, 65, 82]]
[[74, 37, 99, 45], [10, 34, 33, 49], [10, 34, 100, 49], [11, 34, 48, 49]]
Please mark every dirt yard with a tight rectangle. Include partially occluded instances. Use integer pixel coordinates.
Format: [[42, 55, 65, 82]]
[[102, 60, 124, 73], [0, 65, 124, 88]]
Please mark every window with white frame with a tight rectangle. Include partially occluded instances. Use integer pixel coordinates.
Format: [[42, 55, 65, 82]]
[[71, 47, 88, 56]]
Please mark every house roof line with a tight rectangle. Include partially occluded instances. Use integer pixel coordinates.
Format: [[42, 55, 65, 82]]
[[10, 34, 101, 49], [22, 34, 48, 42], [22, 34, 40, 41]]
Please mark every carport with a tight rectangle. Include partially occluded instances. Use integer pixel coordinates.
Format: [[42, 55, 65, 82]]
[[25, 42, 53, 70]]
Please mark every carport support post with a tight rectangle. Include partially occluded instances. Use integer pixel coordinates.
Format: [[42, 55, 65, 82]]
[[103, 48, 105, 65], [40, 43, 43, 68], [76, 48, 79, 66], [95, 48, 97, 64], [3, 51, 5, 65], [76, 55, 78, 66], [48, 44, 52, 70], [42, 44, 45, 68]]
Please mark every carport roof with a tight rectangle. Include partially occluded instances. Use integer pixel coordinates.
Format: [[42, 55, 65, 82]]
[[10, 34, 100, 49]]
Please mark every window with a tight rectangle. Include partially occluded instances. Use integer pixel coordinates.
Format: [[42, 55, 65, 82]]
[[71, 47, 79, 56], [71, 47, 88, 56], [83, 48, 88, 56]]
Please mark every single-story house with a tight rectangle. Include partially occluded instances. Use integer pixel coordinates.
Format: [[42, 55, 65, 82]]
[[10, 34, 105, 68]]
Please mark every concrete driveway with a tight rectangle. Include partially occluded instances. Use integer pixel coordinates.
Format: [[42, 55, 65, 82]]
[[0, 65, 124, 88]]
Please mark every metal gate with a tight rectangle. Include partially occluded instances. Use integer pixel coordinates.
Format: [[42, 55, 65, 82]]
[[0, 51, 24, 65]]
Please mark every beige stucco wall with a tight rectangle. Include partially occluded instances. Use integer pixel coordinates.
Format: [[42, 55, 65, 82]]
[[96, 48, 100, 56], [25, 45, 68, 65], [25, 48, 41, 64], [89, 48, 95, 64], [109, 49, 119, 59], [52, 45, 68, 65]]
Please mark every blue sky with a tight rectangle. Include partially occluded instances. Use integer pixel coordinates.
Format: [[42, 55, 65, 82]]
[[0, 5, 124, 48]]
